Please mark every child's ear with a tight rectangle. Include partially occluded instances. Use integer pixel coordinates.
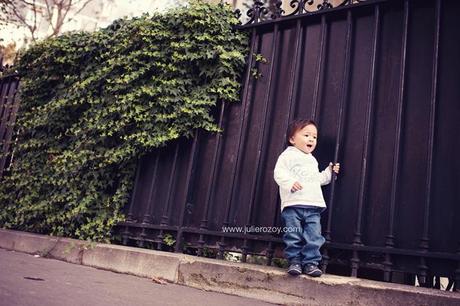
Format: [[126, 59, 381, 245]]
[[289, 137, 295, 145]]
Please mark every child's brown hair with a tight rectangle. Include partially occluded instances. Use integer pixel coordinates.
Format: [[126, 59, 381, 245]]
[[286, 119, 317, 146]]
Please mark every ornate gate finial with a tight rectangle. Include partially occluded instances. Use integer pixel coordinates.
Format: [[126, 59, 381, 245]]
[[318, 0, 333, 10], [271, 0, 285, 19], [246, 0, 269, 24]]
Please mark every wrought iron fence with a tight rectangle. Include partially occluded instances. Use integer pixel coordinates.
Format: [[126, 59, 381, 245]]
[[118, 0, 460, 291]]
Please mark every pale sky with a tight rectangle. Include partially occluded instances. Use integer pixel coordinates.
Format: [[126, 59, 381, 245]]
[[0, 0, 185, 48]]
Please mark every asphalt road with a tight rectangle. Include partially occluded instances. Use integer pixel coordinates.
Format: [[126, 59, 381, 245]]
[[0, 248, 277, 306]]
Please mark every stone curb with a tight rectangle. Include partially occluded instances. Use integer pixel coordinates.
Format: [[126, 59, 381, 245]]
[[1, 229, 459, 305]]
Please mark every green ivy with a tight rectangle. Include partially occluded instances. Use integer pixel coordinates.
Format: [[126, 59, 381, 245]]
[[0, 1, 248, 242]]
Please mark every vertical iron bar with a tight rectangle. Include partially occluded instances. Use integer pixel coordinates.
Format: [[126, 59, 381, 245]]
[[0, 78, 7, 126], [122, 158, 142, 245], [323, 9, 353, 273], [354, 4, 381, 244], [0, 78, 15, 143], [2, 91, 20, 175], [137, 153, 160, 248], [0, 78, 19, 178], [0, 76, 10, 122], [160, 142, 180, 226], [242, 23, 280, 263], [156, 142, 180, 250], [351, 4, 381, 278], [142, 154, 161, 224], [312, 15, 328, 121], [384, 0, 410, 281], [200, 102, 227, 230], [420, 0, 441, 250], [126, 160, 141, 222], [276, 18, 304, 153], [218, 27, 257, 259], [285, 20, 304, 121], [175, 129, 200, 253], [197, 102, 227, 256], [418, 0, 441, 285]]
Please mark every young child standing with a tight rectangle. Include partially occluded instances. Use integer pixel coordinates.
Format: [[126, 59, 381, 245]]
[[274, 119, 340, 277]]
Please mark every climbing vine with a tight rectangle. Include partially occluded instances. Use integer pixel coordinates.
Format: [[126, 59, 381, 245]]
[[0, 1, 248, 242]]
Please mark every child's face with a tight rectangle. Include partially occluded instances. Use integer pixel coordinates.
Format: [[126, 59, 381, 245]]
[[289, 124, 318, 154]]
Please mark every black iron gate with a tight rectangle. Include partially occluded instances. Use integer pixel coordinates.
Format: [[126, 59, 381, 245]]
[[118, 0, 459, 290]]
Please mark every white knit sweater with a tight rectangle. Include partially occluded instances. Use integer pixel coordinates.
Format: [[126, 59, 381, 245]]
[[273, 146, 332, 211]]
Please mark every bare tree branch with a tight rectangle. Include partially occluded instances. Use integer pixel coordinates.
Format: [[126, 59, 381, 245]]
[[72, 0, 94, 17], [31, 0, 38, 40], [44, 0, 55, 26], [0, 0, 97, 42]]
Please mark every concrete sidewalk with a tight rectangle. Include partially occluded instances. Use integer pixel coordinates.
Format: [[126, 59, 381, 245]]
[[0, 229, 458, 305]]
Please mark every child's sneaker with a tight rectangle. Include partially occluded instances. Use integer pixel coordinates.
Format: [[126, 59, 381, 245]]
[[303, 264, 322, 277], [287, 263, 302, 276]]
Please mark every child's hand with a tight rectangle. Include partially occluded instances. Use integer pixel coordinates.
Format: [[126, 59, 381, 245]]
[[329, 162, 340, 174], [291, 181, 303, 193]]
